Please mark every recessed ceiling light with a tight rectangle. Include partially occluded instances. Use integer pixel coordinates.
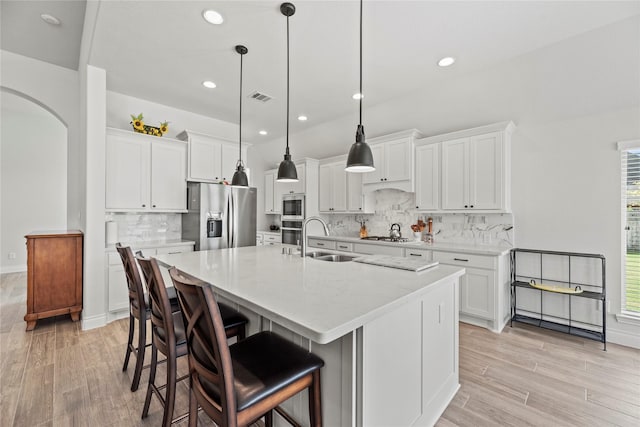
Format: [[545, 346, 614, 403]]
[[352, 93, 363, 100], [202, 81, 216, 89], [297, 115, 307, 121], [202, 9, 224, 25], [438, 57, 456, 67], [259, 130, 268, 135], [40, 14, 61, 26]]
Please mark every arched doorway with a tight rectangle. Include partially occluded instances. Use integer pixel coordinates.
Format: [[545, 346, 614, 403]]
[[1, 91, 68, 273]]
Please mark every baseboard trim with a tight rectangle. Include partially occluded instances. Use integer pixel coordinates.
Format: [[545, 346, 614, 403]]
[[81, 314, 107, 331], [1, 265, 27, 274], [607, 328, 640, 349]]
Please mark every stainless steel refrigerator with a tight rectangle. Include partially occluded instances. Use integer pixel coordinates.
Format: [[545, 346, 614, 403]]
[[182, 183, 257, 250]]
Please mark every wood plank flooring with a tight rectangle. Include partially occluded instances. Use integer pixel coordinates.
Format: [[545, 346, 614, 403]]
[[2, 271, 639, 426]]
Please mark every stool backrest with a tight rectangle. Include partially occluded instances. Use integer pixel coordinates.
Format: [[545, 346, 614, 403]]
[[169, 267, 237, 426], [137, 255, 177, 351], [115, 243, 145, 317]]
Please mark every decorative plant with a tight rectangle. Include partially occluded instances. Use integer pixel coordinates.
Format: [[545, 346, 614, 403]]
[[129, 113, 169, 137]]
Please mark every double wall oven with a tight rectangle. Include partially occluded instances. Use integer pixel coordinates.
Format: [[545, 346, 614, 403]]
[[281, 194, 305, 245]]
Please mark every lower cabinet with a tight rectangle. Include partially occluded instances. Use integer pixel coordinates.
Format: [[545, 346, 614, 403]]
[[459, 267, 495, 320], [106, 243, 194, 314]]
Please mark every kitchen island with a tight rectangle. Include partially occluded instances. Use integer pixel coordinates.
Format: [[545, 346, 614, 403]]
[[156, 245, 464, 426]]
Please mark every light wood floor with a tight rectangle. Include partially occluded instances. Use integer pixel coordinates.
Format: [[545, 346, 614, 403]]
[[1, 271, 639, 426]]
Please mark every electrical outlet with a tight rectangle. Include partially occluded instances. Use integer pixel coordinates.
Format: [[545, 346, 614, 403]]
[[8, 252, 16, 260]]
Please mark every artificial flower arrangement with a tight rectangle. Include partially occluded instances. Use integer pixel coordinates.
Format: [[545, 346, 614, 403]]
[[130, 113, 169, 137]]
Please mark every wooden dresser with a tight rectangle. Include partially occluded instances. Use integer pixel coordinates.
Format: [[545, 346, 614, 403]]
[[24, 230, 83, 331]]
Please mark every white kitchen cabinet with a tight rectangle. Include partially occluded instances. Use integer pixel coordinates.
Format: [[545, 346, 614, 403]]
[[319, 163, 347, 212], [176, 130, 248, 184], [105, 128, 187, 212], [264, 159, 319, 216], [459, 267, 495, 320], [263, 232, 281, 246], [347, 172, 364, 212], [362, 137, 412, 184], [414, 142, 440, 211]]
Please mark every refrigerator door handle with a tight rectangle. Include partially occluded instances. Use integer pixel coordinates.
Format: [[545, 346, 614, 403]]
[[229, 190, 235, 248]]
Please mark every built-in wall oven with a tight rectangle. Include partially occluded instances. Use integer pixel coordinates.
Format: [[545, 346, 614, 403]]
[[281, 220, 302, 246], [282, 193, 305, 220]]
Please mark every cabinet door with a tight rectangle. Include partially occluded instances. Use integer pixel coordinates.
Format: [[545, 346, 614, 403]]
[[189, 135, 221, 181], [151, 141, 187, 211], [106, 134, 150, 210], [220, 143, 239, 183], [415, 143, 440, 210], [347, 171, 363, 212], [362, 144, 385, 184], [264, 170, 275, 213], [441, 137, 468, 210], [469, 132, 502, 209], [108, 264, 129, 312], [318, 164, 333, 212], [331, 164, 347, 212], [385, 138, 411, 181], [460, 267, 495, 320]]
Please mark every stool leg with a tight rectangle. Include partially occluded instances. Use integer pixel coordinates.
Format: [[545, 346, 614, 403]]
[[142, 342, 158, 418], [188, 387, 198, 427], [131, 316, 146, 392], [308, 370, 322, 427], [163, 348, 177, 427], [122, 314, 134, 372]]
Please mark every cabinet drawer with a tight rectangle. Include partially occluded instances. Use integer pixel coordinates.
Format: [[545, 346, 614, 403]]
[[432, 251, 494, 269], [308, 239, 336, 250], [335, 242, 354, 252], [353, 243, 404, 257], [404, 248, 432, 259], [156, 244, 194, 255], [264, 234, 281, 243]]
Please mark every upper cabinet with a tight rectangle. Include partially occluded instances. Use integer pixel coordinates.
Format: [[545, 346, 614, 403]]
[[361, 130, 423, 192], [319, 156, 367, 214], [176, 130, 249, 184], [105, 128, 187, 212], [264, 159, 319, 215], [415, 121, 515, 213]]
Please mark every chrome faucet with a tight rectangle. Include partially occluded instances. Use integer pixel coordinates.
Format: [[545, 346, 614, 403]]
[[300, 216, 330, 257]]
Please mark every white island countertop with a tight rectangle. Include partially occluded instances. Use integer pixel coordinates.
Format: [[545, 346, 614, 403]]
[[156, 245, 464, 344]]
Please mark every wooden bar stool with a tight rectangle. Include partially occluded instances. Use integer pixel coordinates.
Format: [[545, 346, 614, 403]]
[[170, 267, 324, 427], [137, 255, 249, 426]]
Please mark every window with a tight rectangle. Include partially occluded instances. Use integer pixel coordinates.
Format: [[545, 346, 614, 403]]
[[620, 140, 640, 314]]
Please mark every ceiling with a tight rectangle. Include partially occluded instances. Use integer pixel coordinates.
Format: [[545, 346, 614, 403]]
[[2, 1, 640, 144]]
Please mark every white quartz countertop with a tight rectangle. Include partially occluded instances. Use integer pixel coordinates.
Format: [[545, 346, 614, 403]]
[[308, 235, 511, 256], [155, 245, 464, 345], [105, 239, 196, 252]]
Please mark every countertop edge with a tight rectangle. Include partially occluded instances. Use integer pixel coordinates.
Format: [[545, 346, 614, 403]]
[[105, 239, 196, 252]]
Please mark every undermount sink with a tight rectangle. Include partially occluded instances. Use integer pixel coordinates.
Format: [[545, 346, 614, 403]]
[[305, 252, 356, 262]]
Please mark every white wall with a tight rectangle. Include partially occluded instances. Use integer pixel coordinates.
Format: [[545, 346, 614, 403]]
[[0, 93, 68, 273]]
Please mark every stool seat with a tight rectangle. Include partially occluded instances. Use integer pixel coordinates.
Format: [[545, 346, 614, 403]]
[[200, 331, 324, 411]]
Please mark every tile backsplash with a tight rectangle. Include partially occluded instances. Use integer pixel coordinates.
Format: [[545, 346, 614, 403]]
[[321, 189, 514, 246], [105, 213, 182, 243]]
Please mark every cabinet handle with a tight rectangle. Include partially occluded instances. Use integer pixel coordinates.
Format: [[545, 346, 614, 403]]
[[317, 242, 325, 246], [142, 204, 146, 207], [152, 204, 156, 208], [470, 205, 474, 208], [453, 258, 469, 262], [338, 245, 348, 249], [409, 253, 422, 257], [416, 206, 419, 209], [464, 205, 468, 208]]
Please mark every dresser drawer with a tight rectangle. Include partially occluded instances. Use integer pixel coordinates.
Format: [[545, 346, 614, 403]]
[[432, 251, 495, 269], [308, 239, 336, 250], [335, 241, 354, 252]]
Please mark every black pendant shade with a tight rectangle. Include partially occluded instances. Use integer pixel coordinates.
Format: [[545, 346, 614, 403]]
[[277, 2, 299, 182], [346, 0, 375, 173], [231, 44, 249, 186]]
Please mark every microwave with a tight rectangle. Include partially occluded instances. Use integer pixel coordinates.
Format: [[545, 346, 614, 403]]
[[282, 193, 305, 220]]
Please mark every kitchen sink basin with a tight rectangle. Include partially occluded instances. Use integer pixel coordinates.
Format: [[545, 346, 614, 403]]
[[314, 254, 356, 262], [305, 251, 356, 262]]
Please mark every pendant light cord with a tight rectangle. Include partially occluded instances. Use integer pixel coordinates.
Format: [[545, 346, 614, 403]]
[[239, 51, 243, 164], [286, 13, 290, 155], [359, 0, 363, 127]]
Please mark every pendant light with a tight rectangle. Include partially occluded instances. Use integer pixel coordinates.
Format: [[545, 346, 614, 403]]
[[346, 0, 375, 173], [277, 2, 298, 182], [231, 45, 249, 186]]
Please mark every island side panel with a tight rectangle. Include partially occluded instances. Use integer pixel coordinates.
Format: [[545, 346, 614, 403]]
[[361, 277, 460, 426]]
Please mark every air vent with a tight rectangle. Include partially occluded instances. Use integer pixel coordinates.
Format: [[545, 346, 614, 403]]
[[249, 91, 273, 103]]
